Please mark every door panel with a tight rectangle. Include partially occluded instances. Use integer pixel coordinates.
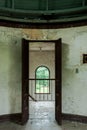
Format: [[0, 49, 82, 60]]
[[22, 38, 29, 124], [55, 39, 62, 125]]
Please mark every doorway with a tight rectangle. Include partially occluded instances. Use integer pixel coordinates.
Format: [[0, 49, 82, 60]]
[[21, 39, 62, 125], [29, 42, 55, 123]]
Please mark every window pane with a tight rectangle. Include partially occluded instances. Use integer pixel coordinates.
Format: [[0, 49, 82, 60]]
[[36, 66, 49, 79], [36, 66, 50, 93]]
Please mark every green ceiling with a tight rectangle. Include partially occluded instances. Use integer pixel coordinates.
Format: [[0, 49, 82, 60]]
[[0, 0, 87, 23]]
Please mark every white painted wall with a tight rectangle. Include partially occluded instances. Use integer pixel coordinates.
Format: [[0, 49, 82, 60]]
[[0, 27, 22, 115], [0, 25, 87, 116], [62, 29, 87, 116], [29, 51, 55, 101], [23, 26, 87, 116], [29, 51, 55, 78]]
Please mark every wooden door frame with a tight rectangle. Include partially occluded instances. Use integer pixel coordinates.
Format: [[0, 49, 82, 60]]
[[22, 39, 29, 124], [22, 39, 62, 125]]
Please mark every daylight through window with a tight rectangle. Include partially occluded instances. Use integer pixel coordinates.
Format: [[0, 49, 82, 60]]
[[35, 66, 50, 94]]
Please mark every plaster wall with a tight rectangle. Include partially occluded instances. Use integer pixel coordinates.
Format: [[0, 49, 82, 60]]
[[29, 51, 55, 78], [0, 26, 87, 116], [22, 27, 87, 115], [29, 51, 55, 101], [62, 30, 87, 116], [0, 27, 22, 115]]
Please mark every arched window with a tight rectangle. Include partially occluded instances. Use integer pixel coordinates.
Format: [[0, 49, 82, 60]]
[[35, 66, 50, 94]]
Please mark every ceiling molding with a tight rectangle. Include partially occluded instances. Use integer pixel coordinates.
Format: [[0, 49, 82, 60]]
[[0, 0, 87, 24]]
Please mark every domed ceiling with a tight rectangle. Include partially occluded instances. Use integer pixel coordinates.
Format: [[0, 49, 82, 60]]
[[0, 0, 87, 23]]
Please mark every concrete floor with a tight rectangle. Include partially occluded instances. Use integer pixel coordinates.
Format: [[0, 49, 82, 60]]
[[62, 120, 87, 130], [0, 101, 61, 130], [0, 101, 87, 130], [29, 101, 61, 130]]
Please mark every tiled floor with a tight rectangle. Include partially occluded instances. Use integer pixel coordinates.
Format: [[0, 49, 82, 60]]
[[0, 101, 61, 130]]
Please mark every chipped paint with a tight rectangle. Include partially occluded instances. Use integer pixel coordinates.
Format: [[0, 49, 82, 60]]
[[0, 26, 87, 117]]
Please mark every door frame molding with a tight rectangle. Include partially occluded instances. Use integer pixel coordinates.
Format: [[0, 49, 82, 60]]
[[22, 39, 62, 125]]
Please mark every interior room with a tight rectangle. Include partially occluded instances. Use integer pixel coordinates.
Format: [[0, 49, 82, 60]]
[[29, 42, 55, 125], [0, 0, 87, 130]]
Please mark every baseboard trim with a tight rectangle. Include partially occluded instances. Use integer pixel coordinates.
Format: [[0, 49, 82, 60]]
[[62, 113, 87, 123], [0, 113, 22, 123]]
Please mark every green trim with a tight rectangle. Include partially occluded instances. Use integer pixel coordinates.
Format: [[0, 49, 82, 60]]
[[0, 5, 87, 23], [0, 6, 87, 14], [0, 15, 87, 23]]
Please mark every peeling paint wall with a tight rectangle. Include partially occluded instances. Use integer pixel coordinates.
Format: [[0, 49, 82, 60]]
[[23, 26, 87, 116], [0, 25, 87, 116], [62, 28, 87, 116], [22, 27, 87, 115], [0, 27, 22, 115]]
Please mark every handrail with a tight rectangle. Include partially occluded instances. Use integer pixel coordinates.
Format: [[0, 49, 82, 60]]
[[23, 79, 37, 102], [28, 94, 37, 102], [26, 78, 56, 101], [29, 78, 56, 80]]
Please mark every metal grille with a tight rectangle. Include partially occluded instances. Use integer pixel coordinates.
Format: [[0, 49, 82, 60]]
[[29, 79, 55, 101]]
